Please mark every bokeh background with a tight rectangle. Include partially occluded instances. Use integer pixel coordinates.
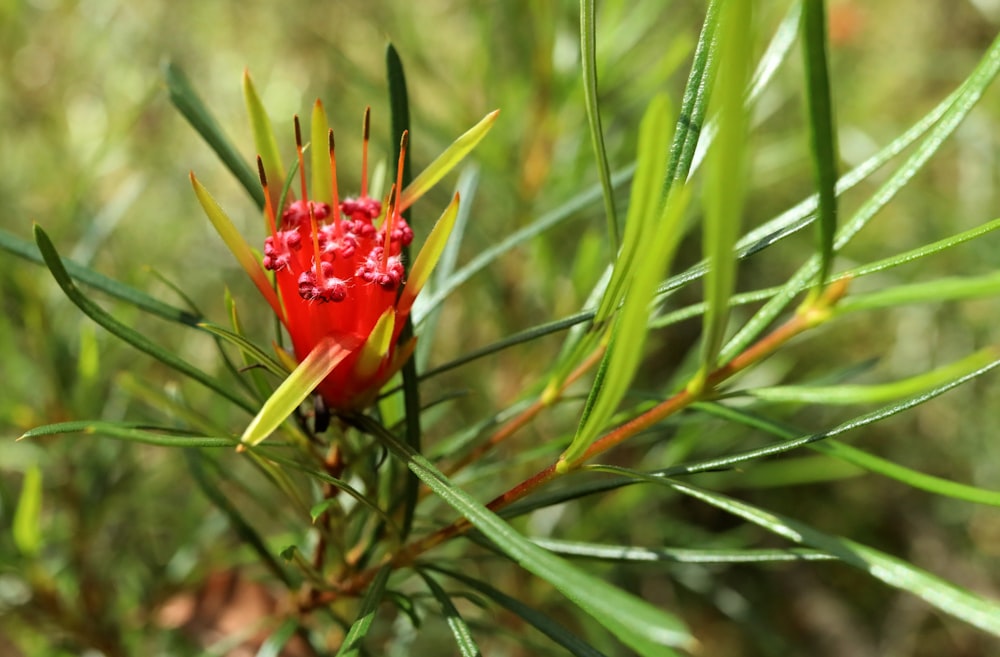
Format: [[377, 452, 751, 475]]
[[3, 0, 1000, 655]]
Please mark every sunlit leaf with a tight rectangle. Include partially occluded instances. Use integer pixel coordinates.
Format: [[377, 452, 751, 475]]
[[240, 337, 352, 447], [400, 110, 499, 210], [310, 99, 333, 205], [354, 309, 395, 381], [190, 173, 286, 323], [694, 0, 752, 386], [837, 272, 1000, 314], [531, 537, 835, 564], [243, 69, 286, 212], [750, 348, 998, 405], [398, 193, 461, 316], [418, 571, 483, 657], [335, 565, 392, 657], [13, 465, 42, 557]]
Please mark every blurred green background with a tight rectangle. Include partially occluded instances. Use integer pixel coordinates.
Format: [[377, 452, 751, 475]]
[[3, 0, 1000, 655]]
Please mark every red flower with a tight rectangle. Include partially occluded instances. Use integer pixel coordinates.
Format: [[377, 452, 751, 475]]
[[258, 112, 416, 411], [190, 80, 495, 442]]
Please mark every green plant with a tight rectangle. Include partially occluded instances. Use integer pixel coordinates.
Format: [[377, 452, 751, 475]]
[[5, 1, 1000, 655]]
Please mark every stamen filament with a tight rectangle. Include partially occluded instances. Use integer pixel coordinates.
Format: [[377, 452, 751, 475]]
[[361, 107, 370, 198], [383, 130, 408, 264], [328, 129, 341, 233], [383, 184, 397, 265], [257, 156, 278, 238], [295, 115, 324, 284]]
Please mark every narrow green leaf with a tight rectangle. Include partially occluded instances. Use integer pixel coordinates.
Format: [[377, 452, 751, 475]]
[[310, 100, 333, 205], [666, 479, 1000, 637], [840, 216, 1000, 279], [695, 0, 752, 384], [398, 194, 461, 316], [719, 31, 1000, 363], [400, 110, 499, 211], [651, 215, 1000, 331], [595, 94, 674, 325], [13, 465, 42, 557], [198, 321, 288, 379], [417, 166, 479, 370], [164, 61, 264, 207], [0, 227, 202, 327], [240, 337, 352, 446], [701, 402, 1000, 508], [20, 420, 236, 447], [656, 84, 961, 306], [386, 43, 412, 211], [801, 0, 839, 287], [430, 566, 610, 657], [580, 0, 619, 252], [690, 0, 802, 174], [251, 449, 396, 528], [355, 416, 693, 655], [837, 272, 1000, 314], [531, 538, 834, 564], [418, 311, 592, 383], [190, 173, 286, 322], [507, 352, 1000, 519], [335, 565, 392, 657], [814, 440, 1000, 507], [387, 40, 421, 544], [750, 348, 999, 405], [418, 571, 483, 657], [224, 291, 275, 402], [255, 618, 300, 657], [664, 0, 722, 188], [33, 225, 255, 414], [563, 186, 690, 467], [242, 69, 286, 211], [558, 96, 680, 463]]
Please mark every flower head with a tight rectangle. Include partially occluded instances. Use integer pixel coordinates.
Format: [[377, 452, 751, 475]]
[[258, 111, 417, 410], [190, 75, 496, 442]]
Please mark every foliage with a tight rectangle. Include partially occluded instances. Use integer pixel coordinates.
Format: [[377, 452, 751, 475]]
[[3, 1, 1000, 655]]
